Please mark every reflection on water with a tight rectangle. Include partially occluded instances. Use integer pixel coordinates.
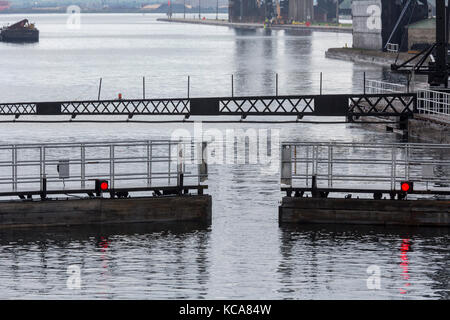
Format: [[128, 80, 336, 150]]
[[1, 223, 448, 299], [0, 13, 389, 102], [399, 238, 411, 295], [278, 224, 450, 300], [0, 223, 211, 299]]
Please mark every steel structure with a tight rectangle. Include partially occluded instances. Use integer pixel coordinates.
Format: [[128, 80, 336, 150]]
[[364, 79, 408, 94], [0, 140, 208, 199], [281, 141, 450, 199], [0, 93, 417, 118], [417, 89, 450, 117], [391, 0, 449, 87]]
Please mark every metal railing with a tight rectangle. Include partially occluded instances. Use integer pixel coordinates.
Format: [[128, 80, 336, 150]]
[[0, 94, 417, 118], [386, 43, 399, 53], [0, 139, 208, 196], [281, 142, 450, 195], [417, 89, 450, 117], [365, 79, 407, 94]]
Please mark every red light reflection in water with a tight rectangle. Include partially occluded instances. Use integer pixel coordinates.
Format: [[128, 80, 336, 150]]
[[100, 236, 109, 270], [97, 236, 110, 296], [399, 238, 411, 294]]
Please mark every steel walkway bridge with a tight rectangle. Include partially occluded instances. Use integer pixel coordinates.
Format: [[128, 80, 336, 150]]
[[0, 93, 416, 120]]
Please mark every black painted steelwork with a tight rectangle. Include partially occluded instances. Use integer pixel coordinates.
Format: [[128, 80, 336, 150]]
[[391, 0, 449, 87], [282, 187, 450, 199], [0, 185, 207, 200], [0, 93, 417, 118]]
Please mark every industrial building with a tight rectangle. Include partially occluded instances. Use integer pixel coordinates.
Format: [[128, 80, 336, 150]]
[[229, 0, 345, 23], [352, 0, 429, 51]]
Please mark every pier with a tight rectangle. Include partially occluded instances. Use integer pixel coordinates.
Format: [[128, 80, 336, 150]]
[[279, 141, 450, 227], [157, 18, 353, 33], [0, 140, 211, 229]]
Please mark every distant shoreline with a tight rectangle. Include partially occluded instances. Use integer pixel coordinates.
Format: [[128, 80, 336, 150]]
[[0, 8, 229, 15]]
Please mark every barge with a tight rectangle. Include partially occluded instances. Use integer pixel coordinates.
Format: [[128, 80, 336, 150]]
[[0, 19, 39, 43]]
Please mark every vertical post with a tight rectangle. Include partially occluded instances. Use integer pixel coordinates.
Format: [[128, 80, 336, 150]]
[[240, 0, 243, 21], [198, 142, 208, 183], [168, 143, 172, 185], [40, 177, 47, 200], [183, 0, 186, 19], [405, 144, 410, 181], [328, 145, 333, 188], [320, 72, 323, 95], [143, 76, 146, 99], [40, 146, 46, 192], [39, 146, 42, 192], [231, 74, 234, 97], [311, 145, 315, 178], [178, 173, 184, 194], [336, 0, 339, 24], [391, 145, 397, 190], [435, 0, 448, 87], [11, 146, 17, 191], [306, 146, 309, 187], [276, 73, 279, 96], [363, 72, 366, 94], [147, 141, 153, 187], [198, 0, 201, 19], [177, 143, 184, 193], [81, 145, 85, 189], [311, 174, 318, 198], [216, 0, 218, 20], [187, 75, 190, 99], [110, 145, 114, 190], [98, 77, 102, 101], [280, 145, 292, 186]]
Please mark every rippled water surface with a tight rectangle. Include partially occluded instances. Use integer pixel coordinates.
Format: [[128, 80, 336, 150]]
[[0, 13, 448, 299]]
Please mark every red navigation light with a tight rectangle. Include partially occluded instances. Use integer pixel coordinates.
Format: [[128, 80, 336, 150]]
[[95, 179, 109, 196], [401, 181, 413, 193], [100, 181, 108, 191]]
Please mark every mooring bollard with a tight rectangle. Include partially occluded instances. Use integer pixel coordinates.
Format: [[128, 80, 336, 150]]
[[311, 174, 318, 198], [40, 177, 47, 200], [178, 173, 184, 195]]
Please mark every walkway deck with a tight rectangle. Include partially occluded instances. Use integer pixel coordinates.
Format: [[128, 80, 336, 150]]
[[157, 18, 353, 33]]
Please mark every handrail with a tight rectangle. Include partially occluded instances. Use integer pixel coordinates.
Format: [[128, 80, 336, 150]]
[[365, 79, 407, 94], [0, 139, 208, 195], [280, 142, 450, 195], [417, 89, 450, 117]]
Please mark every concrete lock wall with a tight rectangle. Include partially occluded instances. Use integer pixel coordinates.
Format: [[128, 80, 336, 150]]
[[352, 0, 383, 50]]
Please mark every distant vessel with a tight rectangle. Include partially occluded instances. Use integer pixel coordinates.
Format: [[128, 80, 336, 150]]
[[0, 19, 39, 43]]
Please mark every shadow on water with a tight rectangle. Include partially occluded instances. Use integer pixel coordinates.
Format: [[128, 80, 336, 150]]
[[0, 221, 211, 245], [279, 222, 450, 238], [278, 223, 450, 299], [0, 222, 212, 299], [233, 28, 258, 36], [283, 29, 313, 37]]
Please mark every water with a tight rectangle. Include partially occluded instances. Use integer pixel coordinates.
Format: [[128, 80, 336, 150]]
[[0, 13, 448, 300]]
